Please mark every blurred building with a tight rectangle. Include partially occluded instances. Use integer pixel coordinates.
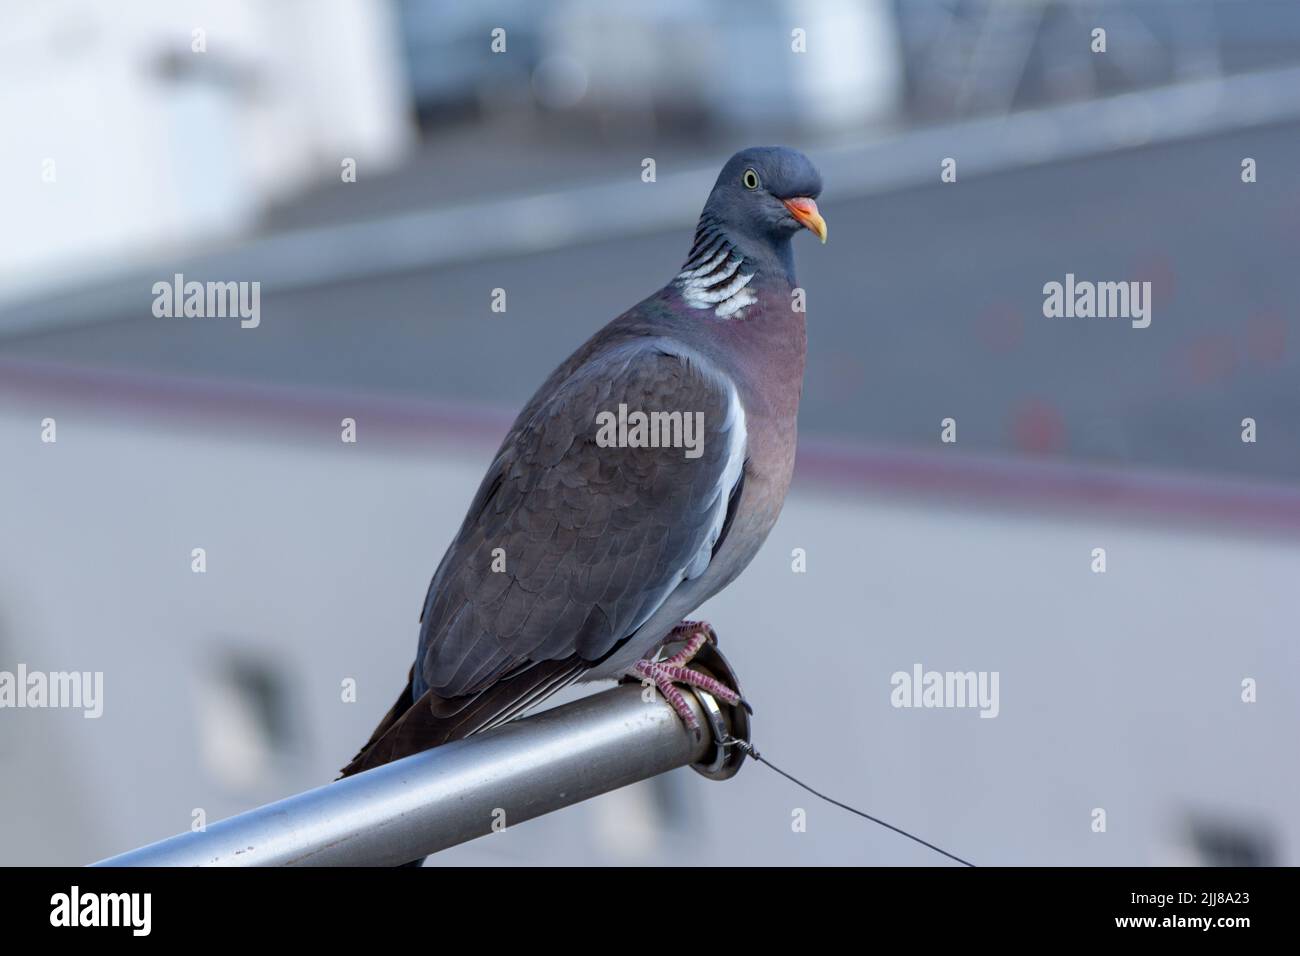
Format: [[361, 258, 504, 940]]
[[0, 0, 413, 301], [1, 379, 1295, 866], [399, 0, 902, 132]]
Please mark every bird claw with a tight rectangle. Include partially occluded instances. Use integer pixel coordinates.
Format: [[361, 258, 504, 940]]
[[633, 622, 745, 733], [668, 620, 719, 649]]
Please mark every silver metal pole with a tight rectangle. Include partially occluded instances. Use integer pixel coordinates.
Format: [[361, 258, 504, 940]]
[[90, 682, 728, 867]]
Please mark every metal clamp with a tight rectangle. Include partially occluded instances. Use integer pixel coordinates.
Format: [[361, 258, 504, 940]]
[[671, 638, 752, 781]]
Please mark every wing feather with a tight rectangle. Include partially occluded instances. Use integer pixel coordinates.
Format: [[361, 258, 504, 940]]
[[343, 337, 747, 777], [417, 339, 743, 699]]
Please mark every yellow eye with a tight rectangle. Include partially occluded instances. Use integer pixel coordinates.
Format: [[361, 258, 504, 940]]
[[742, 168, 760, 190]]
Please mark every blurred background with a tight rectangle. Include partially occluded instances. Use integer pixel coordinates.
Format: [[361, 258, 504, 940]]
[[1, 0, 1298, 866]]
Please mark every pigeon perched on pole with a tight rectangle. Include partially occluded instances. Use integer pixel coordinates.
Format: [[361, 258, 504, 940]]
[[341, 146, 825, 781]]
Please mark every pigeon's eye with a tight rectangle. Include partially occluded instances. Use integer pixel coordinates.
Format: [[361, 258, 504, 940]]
[[742, 168, 760, 190]]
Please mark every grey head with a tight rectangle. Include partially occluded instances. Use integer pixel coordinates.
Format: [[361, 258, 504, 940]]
[[679, 147, 826, 309]]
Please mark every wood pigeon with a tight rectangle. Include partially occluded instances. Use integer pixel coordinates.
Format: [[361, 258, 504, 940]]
[[342, 146, 825, 779]]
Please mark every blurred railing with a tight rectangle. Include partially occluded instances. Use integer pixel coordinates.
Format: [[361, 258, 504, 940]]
[[89, 681, 744, 867]]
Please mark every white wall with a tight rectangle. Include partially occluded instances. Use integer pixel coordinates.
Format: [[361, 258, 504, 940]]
[[0, 397, 1295, 865]]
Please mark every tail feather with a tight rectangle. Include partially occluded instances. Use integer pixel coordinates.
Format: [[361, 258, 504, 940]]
[[338, 656, 589, 780], [338, 666, 417, 779]]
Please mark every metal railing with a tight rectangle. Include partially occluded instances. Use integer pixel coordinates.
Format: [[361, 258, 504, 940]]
[[90, 670, 747, 866]]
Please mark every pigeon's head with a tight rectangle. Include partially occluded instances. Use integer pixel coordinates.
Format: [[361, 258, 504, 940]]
[[704, 146, 826, 247]]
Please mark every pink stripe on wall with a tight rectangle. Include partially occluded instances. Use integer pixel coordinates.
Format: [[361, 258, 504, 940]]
[[3, 356, 1297, 536]]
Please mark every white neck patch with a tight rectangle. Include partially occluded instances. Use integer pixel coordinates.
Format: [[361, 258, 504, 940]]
[[675, 227, 757, 319]]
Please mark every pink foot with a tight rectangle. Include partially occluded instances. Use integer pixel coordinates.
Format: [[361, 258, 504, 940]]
[[633, 622, 746, 736]]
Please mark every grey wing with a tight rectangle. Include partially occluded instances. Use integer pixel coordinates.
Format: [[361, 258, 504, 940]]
[[415, 338, 747, 709]]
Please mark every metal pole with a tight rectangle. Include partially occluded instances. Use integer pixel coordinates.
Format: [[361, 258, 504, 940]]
[[90, 682, 732, 866]]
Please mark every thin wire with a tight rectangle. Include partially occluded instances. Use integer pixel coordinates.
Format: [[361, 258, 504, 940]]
[[720, 735, 976, 867]]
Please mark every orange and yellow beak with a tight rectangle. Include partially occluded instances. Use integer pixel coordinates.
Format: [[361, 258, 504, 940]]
[[783, 197, 827, 243]]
